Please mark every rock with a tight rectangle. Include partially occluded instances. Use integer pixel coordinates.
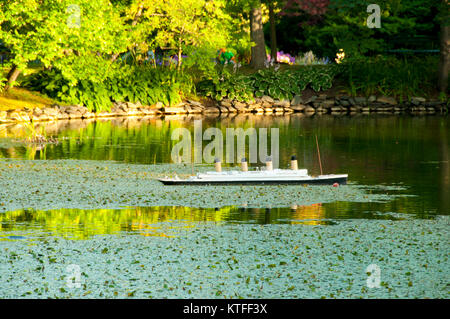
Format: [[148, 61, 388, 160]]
[[305, 96, 317, 104], [354, 97, 367, 104], [164, 107, 186, 114], [291, 105, 306, 112], [233, 101, 248, 111], [33, 107, 43, 115], [317, 94, 327, 101], [43, 107, 59, 117], [340, 100, 350, 107], [33, 114, 51, 122], [248, 103, 262, 110], [368, 95, 377, 103], [0, 111, 7, 121], [77, 106, 88, 115], [304, 106, 315, 113], [57, 113, 70, 120], [220, 100, 232, 108], [261, 102, 273, 108], [321, 100, 335, 108], [315, 107, 326, 113], [274, 107, 285, 113], [291, 95, 303, 106], [203, 107, 220, 114], [125, 102, 139, 109], [68, 111, 83, 119], [254, 107, 264, 113], [83, 112, 95, 118], [273, 100, 290, 108], [223, 106, 235, 113], [261, 96, 274, 104], [219, 107, 229, 113], [7, 111, 25, 122], [377, 96, 397, 105], [187, 100, 204, 107], [155, 102, 164, 109], [411, 97, 426, 105], [65, 106, 81, 114]]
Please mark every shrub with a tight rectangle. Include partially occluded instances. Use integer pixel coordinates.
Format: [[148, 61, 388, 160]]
[[338, 55, 440, 99], [197, 66, 340, 102], [23, 66, 194, 112]]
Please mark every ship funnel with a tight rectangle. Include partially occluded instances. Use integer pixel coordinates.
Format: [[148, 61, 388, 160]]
[[265, 156, 273, 171], [241, 157, 248, 172], [214, 158, 222, 172], [291, 155, 298, 170]]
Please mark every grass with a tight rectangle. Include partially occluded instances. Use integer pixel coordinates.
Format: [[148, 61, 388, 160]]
[[1, 66, 59, 111], [0, 87, 57, 111]]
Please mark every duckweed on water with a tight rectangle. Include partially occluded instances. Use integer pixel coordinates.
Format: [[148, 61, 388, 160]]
[[0, 217, 448, 299], [0, 159, 406, 212]]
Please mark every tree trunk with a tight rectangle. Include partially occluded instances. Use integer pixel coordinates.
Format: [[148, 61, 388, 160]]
[[4, 65, 21, 91], [268, 0, 277, 63], [438, 7, 449, 93], [250, 3, 267, 70]]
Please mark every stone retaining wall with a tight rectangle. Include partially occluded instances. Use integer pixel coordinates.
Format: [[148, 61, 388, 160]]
[[0, 94, 448, 123]]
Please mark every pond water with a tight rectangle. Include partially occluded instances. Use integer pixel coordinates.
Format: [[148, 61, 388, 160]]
[[0, 114, 448, 238]]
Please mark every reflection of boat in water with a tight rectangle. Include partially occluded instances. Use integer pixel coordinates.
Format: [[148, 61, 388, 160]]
[[158, 157, 348, 186]]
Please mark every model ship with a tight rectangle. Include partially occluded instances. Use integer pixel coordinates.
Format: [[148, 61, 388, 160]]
[[158, 156, 348, 186]]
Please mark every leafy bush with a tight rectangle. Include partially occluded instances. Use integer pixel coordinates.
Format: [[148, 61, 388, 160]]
[[338, 55, 441, 99], [197, 66, 339, 102], [23, 66, 194, 112]]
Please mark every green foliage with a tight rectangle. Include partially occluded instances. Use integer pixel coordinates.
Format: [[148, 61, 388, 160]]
[[197, 65, 339, 101], [0, 0, 127, 83], [337, 55, 441, 99], [23, 66, 193, 112], [276, 0, 440, 59]]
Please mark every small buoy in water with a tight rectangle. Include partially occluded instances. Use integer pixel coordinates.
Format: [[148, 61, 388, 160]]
[[333, 183, 339, 187]]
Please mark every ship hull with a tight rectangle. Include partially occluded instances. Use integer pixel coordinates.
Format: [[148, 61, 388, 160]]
[[158, 175, 347, 186]]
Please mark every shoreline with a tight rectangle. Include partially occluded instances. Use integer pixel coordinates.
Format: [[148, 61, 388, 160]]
[[1, 94, 448, 124]]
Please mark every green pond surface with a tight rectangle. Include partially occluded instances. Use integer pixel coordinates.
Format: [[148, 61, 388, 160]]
[[0, 114, 449, 299], [0, 114, 449, 238]]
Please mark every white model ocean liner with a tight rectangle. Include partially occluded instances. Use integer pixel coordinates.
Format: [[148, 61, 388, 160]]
[[158, 156, 348, 186]]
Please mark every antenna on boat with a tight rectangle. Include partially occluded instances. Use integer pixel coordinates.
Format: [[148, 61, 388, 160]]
[[315, 134, 323, 175], [191, 150, 195, 175]]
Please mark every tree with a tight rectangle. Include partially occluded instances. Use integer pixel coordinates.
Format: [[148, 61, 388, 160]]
[[267, 0, 279, 63], [250, 1, 267, 69], [0, 0, 126, 90], [438, 0, 449, 93]]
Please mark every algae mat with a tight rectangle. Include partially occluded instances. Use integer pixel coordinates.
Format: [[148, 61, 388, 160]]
[[0, 159, 403, 212], [0, 218, 448, 298]]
